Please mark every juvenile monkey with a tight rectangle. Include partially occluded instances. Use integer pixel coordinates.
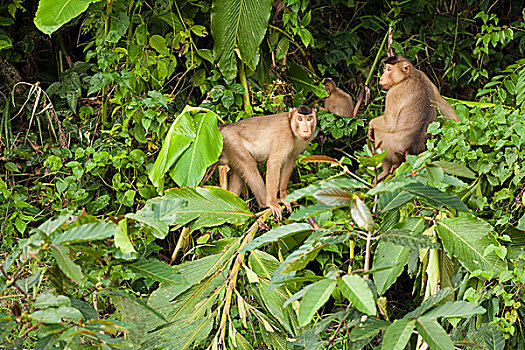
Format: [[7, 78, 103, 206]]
[[369, 55, 459, 181], [321, 78, 354, 118], [219, 106, 317, 220]]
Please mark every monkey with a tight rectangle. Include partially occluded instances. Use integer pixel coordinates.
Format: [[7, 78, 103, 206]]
[[218, 105, 317, 220], [368, 55, 459, 181], [320, 78, 354, 118]]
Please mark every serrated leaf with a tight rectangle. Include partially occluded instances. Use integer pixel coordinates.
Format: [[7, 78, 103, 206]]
[[416, 317, 454, 350], [350, 197, 374, 231], [50, 244, 83, 284], [404, 288, 453, 319], [338, 275, 376, 315], [423, 301, 486, 319], [381, 229, 440, 249], [129, 258, 187, 285], [373, 218, 424, 295], [403, 183, 469, 212], [378, 190, 415, 212], [52, 222, 117, 245], [430, 161, 476, 179], [298, 279, 336, 327], [437, 216, 506, 273], [314, 188, 352, 206], [381, 319, 416, 350], [241, 223, 312, 252]]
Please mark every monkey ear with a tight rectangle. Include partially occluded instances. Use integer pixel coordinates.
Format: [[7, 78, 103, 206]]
[[402, 62, 411, 73], [288, 108, 294, 119]]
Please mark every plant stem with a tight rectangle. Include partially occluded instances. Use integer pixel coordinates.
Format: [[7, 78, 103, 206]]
[[238, 60, 251, 112]]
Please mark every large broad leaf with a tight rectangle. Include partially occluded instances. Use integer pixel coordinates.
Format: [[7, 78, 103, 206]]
[[373, 218, 424, 295], [129, 258, 187, 285], [52, 222, 118, 245], [430, 161, 476, 179], [210, 0, 272, 79], [423, 301, 486, 319], [298, 278, 336, 327], [168, 108, 223, 187], [338, 275, 376, 315], [127, 187, 253, 238], [34, 0, 100, 34], [378, 190, 415, 212], [436, 216, 506, 274], [402, 182, 469, 212], [241, 223, 313, 252], [149, 107, 196, 188], [415, 317, 454, 350], [50, 244, 83, 284], [403, 288, 453, 319], [381, 319, 416, 350]]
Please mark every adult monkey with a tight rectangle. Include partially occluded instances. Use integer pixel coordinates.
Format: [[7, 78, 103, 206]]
[[219, 105, 317, 220], [321, 78, 354, 118], [368, 55, 459, 181]]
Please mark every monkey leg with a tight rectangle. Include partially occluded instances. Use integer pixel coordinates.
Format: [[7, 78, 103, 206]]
[[229, 150, 267, 208], [266, 155, 287, 220], [228, 171, 244, 196]]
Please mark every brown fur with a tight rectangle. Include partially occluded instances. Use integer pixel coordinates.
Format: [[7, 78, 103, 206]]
[[369, 56, 459, 181], [322, 78, 354, 118], [219, 106, 317, 220]]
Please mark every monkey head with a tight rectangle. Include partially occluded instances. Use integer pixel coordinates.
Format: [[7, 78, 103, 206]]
[[289, 105, 317, 141], [379, 55, 412, 89], [323, 78, 337, 94]]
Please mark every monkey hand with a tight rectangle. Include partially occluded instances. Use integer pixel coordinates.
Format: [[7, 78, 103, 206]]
[[368, 127, 374, 141]]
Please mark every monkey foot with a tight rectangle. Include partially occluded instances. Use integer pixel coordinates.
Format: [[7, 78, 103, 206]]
[[268, 203, 283, 221], [278, 199, 292, 213]]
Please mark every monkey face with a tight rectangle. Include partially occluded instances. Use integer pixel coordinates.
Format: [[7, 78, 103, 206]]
[[380, 62, 412, 89], [290, 110, 317, 141]]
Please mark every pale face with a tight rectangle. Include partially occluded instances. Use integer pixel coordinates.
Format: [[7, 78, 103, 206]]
[[291, 110, 317, 141], [379, 62, 411, 89]]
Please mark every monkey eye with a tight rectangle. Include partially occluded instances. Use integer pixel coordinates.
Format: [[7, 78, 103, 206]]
[[297, 117, 303, 121], [307, 117, 312, 121]]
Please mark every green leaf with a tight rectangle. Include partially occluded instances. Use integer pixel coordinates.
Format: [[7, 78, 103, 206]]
[[402, 183, 469, 212], [314, 188, 353, 206], [34, 0, 101, 34], [430, 161, 476, 179], [36, 213, 71, 236], [404, 288, 453, 319], [149, 34, 170, 55], [298, 278, 336, 327], [373, 218, 424, 295], [115, 218, 137, 255], [31, 305, 83, 324], [34, 293, 71, 309], [378, 190, 415, 212], [149, 107, 196, 189], [381, 319, 416, 350], [415, 317, 454, 350], [52, 222, 117, 245], [437, 216, 506, 274], [241, 223, 312, 252], [169, 108, 223, 187], [349, 318, 391, 341], [129, 258, 187, 285], [210, 0, 272, 78], [50, 244, 83, 284], [381, 229, 440, 249], [128, 187, 253, 238], [350, 197, 374, 231], [338, 275, 376, 315], [423, 301, 486, 319]]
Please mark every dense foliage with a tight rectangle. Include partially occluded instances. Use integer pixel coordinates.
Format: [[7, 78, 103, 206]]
[[1, 0, 525, 349]]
